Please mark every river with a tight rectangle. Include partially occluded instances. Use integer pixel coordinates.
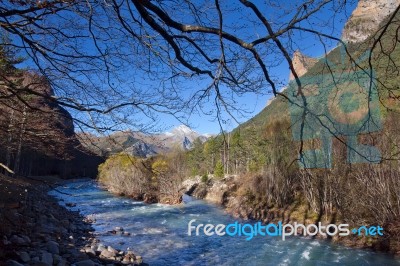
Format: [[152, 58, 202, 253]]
[[49, 180, 400, 266]]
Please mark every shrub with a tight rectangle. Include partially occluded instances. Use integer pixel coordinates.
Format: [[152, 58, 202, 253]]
[[98, 153, 153, 200], [151, 152, 188, 204], [201, 174, 208, 183]]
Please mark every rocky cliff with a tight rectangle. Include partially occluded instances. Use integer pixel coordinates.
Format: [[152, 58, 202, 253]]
[[0, 71, 102, 178], [288, 50, 318, 81], [342, 0, 400, 43]]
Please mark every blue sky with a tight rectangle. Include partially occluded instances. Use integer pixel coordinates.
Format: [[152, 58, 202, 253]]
[[10, 0, 358, 135], [155, 1, 358, 135]]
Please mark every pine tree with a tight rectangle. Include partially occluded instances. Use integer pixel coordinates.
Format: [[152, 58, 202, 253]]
[[203, 136, 218, 173], [0, 33, 23, 74], [214, 160, 224, 179]]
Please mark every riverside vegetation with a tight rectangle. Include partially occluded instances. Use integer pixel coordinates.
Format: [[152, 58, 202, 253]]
[[98, 151, 186, 205], [97, 10, 400, 255]]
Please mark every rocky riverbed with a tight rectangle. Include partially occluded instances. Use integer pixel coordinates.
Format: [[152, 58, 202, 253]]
[[0, 174, 146, 266]]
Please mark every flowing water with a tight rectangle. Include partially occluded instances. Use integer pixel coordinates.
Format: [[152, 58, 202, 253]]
[[49, 180, 400, 266]]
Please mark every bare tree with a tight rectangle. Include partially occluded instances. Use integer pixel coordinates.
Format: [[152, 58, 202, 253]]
[[1, 0, 400, 165], [0, 1, 360, 128]]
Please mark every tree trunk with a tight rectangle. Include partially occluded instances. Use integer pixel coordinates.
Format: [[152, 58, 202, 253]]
[[5, 109, 15, 174], [14, 106, 27, 174]]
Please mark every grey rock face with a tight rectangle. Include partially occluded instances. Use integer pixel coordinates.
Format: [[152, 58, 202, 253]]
[[342, 0, 400, 43]]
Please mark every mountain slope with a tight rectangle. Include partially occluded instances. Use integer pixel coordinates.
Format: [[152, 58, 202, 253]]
[[83, 125, 210, 157], [243, 3, 400, 136]]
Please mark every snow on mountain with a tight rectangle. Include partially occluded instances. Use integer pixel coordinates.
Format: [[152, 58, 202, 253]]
[[84, 125, 212, 157], [160, 125, 210, 150], [170, 124, 196, 135]]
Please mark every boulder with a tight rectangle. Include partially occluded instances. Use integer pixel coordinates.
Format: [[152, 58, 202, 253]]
[[204, 181, 228, 205], [97, 243, 106, 252], [192, 183, 208, 199], [83, 247, 96, 258], [136, 255, 143, 264], [122, 257, 131, 264], [180, 177, 201, 194], [100, 249, 115, 258], [107, 246, 118, 254]]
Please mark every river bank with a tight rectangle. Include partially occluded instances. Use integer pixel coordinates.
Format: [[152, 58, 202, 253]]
[[48, 179, 400, 265], [181, 175, 400, 256], [0, 174, 145, 266]]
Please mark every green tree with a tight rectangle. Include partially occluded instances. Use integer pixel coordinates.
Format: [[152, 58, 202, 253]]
[[214, 160, 224, 179], [188, 137, 205, 175], [230, 130, 243, 174], [203, 136, 219, 173], [0, 34, 23, 74]]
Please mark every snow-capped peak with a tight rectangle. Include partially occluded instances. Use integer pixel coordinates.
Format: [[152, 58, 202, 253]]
[[172, 124, 196, 135]]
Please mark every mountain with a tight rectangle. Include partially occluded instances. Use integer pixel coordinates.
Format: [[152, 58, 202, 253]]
[[0, 71, 102, 178], [342, 0, 400, 43], [83, 125, 211, 157], [166, 125, 209, 149]]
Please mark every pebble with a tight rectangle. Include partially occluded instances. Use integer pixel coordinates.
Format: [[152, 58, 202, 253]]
[[47, 240, 60, 254], [41, 251, 54, 265], [10, 235, 30, 246], [31, 256, 40, 262], [5, 260, 24, 266], [17, 251, 30, 262]]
